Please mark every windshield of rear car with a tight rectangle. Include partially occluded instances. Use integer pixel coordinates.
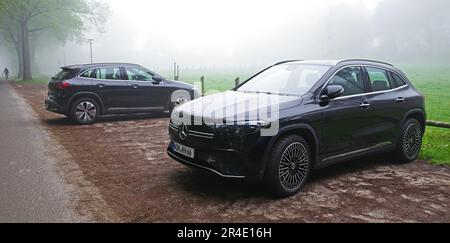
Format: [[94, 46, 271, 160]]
[[237, 64, 331, 96], [53, 68, 79, 81]]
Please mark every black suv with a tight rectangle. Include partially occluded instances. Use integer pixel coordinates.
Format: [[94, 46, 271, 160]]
[[167, 59, 426, 197], [45, 63, 198, 124]]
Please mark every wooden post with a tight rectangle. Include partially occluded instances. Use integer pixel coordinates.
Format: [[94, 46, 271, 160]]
[[235, 77, 240, 87], [173, 62, 177, 80], [200, 76, 205, 96], [176, 65, 180, 81], [427, 120, 450, 128]]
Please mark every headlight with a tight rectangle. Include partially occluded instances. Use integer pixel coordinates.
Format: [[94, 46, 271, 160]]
[[215, 120, 271, 137]]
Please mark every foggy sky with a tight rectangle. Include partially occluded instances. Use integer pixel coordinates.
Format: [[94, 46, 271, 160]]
[[2, 0, 450, 75]]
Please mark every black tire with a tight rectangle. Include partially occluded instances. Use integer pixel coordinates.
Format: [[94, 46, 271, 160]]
[[395, 118, 423, 163], [169, 102, 176, 114], [169, 96, 189, 113], [70, 97, 100, 125], [264, 135, 312, 198]]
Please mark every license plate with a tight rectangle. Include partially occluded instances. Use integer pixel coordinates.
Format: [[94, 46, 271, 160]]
[[174, 142, 195, 159]]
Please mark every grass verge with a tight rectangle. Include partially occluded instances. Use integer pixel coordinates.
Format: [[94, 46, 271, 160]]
[[420, 126, 450, 164]]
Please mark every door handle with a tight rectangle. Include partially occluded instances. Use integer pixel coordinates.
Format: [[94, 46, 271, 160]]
[[396, 97, 405, 103], [360, 102, 371, 109], [132, 84, 139, 89], [97, 84, 105, 89]]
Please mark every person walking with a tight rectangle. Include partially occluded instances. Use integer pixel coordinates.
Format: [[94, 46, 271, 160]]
[[2, 67, 10, 80]]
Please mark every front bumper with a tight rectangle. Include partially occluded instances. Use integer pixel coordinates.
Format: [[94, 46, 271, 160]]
[[167, 148, 246, 179], [167, 140, 249, 179], [167, 128, 270, 180]]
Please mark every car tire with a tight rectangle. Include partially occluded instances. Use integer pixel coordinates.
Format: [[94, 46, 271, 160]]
[[264, 135, 312, 198], [70, 97, 100, 125], [395, 118, 423, 163], [169, 96, 189, 113], [169, 102, 177, 114]]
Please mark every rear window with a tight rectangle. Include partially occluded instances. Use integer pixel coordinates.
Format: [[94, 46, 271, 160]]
[[391, 72, 407, 87], [366, 67, 393, 92], [80, 67, 122, 80], [54, 68, 79, 81], [80, 69, 97, 78]]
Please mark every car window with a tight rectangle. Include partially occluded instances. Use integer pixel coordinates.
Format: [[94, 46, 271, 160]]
[[54, 68, 79, 81], [327, 66, 365, 96], [96, 67, 122, 80], [391, 72, 407, 87], [125, 67, 154, 81], [80, 69, 97, 79], [366, 67, 392, 91]]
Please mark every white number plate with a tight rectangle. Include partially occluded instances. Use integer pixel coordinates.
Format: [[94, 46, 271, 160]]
[[174, 142, 195, 159]]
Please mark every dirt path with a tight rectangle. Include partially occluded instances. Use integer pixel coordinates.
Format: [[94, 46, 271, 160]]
[[11, 82, 450, 223], [0, 81, 118, 222]]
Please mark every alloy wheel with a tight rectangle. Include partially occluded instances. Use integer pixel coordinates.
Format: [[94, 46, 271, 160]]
[[403, 123, 422, 159], [279, 142, 310, 191], [75, 101, 97, 122]]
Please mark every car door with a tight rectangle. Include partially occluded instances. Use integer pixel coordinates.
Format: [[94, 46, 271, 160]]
[[80, 66, 131, 110], [124, 66, 170, 108], [318, 66, 377, 162], [363, 67, 406, 145]]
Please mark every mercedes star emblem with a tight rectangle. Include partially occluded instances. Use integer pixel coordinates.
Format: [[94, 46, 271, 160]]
[[179, 123, 189, 141]]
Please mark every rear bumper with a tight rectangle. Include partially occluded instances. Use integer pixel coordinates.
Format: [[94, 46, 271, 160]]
[[45, 97, 66, 114]]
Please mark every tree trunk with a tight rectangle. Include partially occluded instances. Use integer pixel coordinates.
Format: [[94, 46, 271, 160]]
[[15, 41, 23, 79], [20, 18, 32, 80], [4, 20, 23, 78]]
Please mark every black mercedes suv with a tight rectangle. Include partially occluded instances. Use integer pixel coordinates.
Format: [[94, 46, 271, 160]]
[[45, 63, 199, 124], [167, 59, 426, 197]]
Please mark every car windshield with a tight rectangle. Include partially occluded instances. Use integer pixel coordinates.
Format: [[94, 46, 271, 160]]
[[237, 64, 331, 96]]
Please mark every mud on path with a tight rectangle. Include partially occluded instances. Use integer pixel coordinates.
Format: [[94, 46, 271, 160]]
[[11, 82, 450, 223]]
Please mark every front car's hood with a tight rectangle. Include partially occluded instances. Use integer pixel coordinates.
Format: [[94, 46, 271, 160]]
[[173, 91, 302, 123]]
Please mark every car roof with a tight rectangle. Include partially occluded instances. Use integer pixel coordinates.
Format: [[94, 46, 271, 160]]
[[62, 63, 142, 70], [284, 59, 394, 67], [279, 59, 409, 86]]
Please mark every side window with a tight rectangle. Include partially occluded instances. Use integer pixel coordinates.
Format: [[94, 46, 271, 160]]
[[80, 69, 97, 79], [366, 67, 392, 91], [391, 72, 407, 87], [328, 66, 365, 96], [125, 67, 154, 81], [97, 67, 122, 80]]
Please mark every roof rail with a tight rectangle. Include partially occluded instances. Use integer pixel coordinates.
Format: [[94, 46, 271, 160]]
[[274, 60, 303, 66], [337, 59, 393, 66], [64, 62, 140, 67]]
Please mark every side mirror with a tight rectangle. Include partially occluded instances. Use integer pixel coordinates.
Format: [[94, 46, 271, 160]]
[[152, 75, 163, 84], [320, 85, 345, 100]]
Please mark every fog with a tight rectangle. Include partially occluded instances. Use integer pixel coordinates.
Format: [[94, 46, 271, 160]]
[[2, 0, 450, 75]]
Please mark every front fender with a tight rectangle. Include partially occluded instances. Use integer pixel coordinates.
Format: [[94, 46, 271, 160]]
[[259, 123, 320, 177]]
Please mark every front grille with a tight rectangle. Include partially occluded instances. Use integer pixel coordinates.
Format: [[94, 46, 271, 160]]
[[169, 121, 214, 140]]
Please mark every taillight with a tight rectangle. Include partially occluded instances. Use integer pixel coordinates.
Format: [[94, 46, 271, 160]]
[[56, 81, 71, 90]]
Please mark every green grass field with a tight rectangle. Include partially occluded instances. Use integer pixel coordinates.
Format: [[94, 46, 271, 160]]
[[400, 64, 450, 123], [397, 64, 450, 164], [16, 63, 450, 164]]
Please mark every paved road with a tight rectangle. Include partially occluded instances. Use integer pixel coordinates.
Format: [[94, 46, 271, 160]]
[[0, 81, 83, 222]]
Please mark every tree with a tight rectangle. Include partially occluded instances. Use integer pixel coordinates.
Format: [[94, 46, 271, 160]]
[[0, 0, 109, 80]]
